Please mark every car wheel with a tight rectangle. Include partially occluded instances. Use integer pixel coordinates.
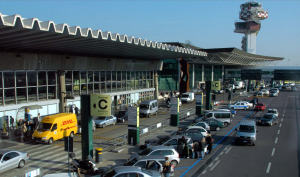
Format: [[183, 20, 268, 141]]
[[113, 121, 116, 126], [216, 127, 221, 131], [171, 160, 178, 167], [122, 119, 125, 123], [224, 122, 229, 127], [18, 160, 25, 168], [48, 138, 53, 145], [102, 124, 106, 128], [69, 131, 74, 137], [244, 107, 247, 110]]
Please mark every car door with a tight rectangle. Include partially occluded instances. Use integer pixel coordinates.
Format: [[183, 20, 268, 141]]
[[146, 160, 161, 172], [164, 139, 178, 149], [240, 103, 246, 109], [134, 160, 147, 168], [1, 152, 18, 170], [209, 120, 217, 130], [235, 103, 241, 109], [0, 153, 11, 170], [51, 123, 59, 140]]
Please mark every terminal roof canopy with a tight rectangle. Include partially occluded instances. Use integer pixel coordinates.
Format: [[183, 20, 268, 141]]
[[163, 43, 284, 66], [0, 13, 206, 60]]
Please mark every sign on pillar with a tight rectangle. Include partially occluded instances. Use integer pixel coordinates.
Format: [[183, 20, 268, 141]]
[[128, 107, 140, 145], [196, 93, 203, 116], [170, 98, 179, 126], [90, 94, 111, 116]]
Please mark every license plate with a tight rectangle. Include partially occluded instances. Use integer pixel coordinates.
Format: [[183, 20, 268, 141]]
[[262, 122, 265, 124], [243, 141, 247, 143]]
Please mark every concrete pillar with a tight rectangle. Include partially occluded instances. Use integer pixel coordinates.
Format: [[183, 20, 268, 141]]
[[58, 70, 67, 113], [154, 70, 159, 100], [212, 65, 214, 81], [202, 65, 204, 81], [192, 64, 195, 89], [222, 66, 225, 85]]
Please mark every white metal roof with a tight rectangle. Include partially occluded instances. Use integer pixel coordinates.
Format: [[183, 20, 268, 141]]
[[0, 12, 207, 60]]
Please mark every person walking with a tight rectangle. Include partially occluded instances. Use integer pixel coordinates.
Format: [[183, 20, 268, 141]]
[[183, 142, 190, 158], [193, 141, 200, 159], [200, 137, 206, 158], [74, 106, 79, 117], [10, 116, 14, 130], [206, 134, 213, 155], [162, 157, 171, 177], [69, 105, 73, 113], [37, 113, 41, 121], [21, 122, 27, 137]]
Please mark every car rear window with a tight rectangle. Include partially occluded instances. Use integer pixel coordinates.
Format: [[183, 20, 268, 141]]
[[257, 103, 264, 106], [139, 148, 153, 155], [124, 158, 138, 166], [268, 111, 276, 113]]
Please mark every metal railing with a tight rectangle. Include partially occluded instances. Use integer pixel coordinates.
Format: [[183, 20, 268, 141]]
[[14, 167, 44, 177]]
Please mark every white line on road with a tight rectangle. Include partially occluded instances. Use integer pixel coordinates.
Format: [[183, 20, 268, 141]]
[[281, 118, 283, 121], [271, 148, 275, 156], [282, 114, 284, 117], [201, 170, 207, 175], [266, 162, 272, 173], [275, 137, 278, 144], [208, 163, 214, 168], [279, 123, 282, 127], [283, 111, 285, 114], [210, 160, 220, 171], [225, 147, 232, 154], [214, 157, 219, 161], [220, 152, 224, 155], [278, 130, 280, 134]]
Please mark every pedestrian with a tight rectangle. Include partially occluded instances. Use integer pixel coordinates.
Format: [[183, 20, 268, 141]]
[[10, 116, 14, 130], [183, 142, 190, 158], [69, 105, 73, 113], [162, 157, 171, 177], [206, 134, 213, 155], [74, 106, 79, 117], [193, 141, 200, 159], [21, 122, 27, 137], [200, 137, 206, 158], [37, 113, 41, 121], [18, 119, 22, 130], [33, 117, 38, 130]]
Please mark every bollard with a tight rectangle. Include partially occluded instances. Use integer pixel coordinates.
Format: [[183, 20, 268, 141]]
[[95, 148, 102, 163]]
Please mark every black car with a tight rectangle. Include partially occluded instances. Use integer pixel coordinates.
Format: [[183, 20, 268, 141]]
[[174, 130, 204, 142], [116, 111, 128, 123], [257, 113, 278, 126]]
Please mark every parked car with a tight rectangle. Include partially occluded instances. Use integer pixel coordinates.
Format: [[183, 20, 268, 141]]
[[149, 135, 193, 150], [129, 146, 180, 167], [285, 86, 291, 90], [228, 102, 248, 110], [254, 103, 266, 111], [124, 156, 175, 176], [174, 130, 204, 142], [171, 126, 208, 137], [260, 89, 269, 96], [267, 109, 279, 117], [104, 166, 161, 177], [213, 89, 224, 94], [269, 90, 278, 97], [257, 113, 278, 126], [0, 149, 29, 173], [190, 122, 210, 132], [236, 101, 253, 108], [116, 111, 128, 123], [215, 108, 236, 117], [203, 119, 225, 131], [291, 86, 297, 91], [94, 116, 117, 128]]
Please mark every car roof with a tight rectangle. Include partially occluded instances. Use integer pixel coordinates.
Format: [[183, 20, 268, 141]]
[[135, 156, 166, 161], [0, 149, 23, 154], [169, 135, 191, 139], [150, 146, 176, 150], [114, 166, 142, 173], [187, 126, 205, 129], [239, 120, 256, 126], [264, 113, 275, 116], [268, 109, 278, 111]]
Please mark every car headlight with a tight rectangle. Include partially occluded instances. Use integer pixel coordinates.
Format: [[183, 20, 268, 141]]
[[251, 136, 256, 140], [236, 135, 240, 138], [42, 136, 47, 139]]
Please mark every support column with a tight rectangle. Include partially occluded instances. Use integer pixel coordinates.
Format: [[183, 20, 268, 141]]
[[222, 66, 225, 85], [212, 65, 214, 81], [247, 80, 250, 93], [154, 70, 159, 100], [206, 81, 212, 110], [202, 65, 204, 81], [192, 64, 195, 89], [58, 70, 67, 113]]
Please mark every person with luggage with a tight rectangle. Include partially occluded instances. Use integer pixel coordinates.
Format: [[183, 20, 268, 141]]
[[163, 157, 171, 177], [206, 134, 213, 155], [21, 122, 27, 137], [193, 141, 200, 159], [200, 137, 206, 158]]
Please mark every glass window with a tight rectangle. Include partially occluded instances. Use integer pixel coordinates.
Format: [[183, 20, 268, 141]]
[[149, 150, 160, 156], [17, 88, 26, 103], [127, 81, 131, 90], [106, 82, 111, 93], [143, 71, 146, 79], [139, 80, 142, 89], [88, 84, 93, 94], [94, 83, 100, 94], [0, 72, 2, 88], [100, 71, 105, 82], [147, 71, 150, 79], [88, 71, 93, 84], [38, 71, 46, 86], [4, 72, 14, 88], [150, 71, 153, 79], [121, 81, 126, 91], [122, 71, 126, 81], [136, 71, 139, 80], [106, 71, 111, 81], [48, 71, 56, 85], [38, 86, 47, 101], [4, 89, 15, 104], [80, 71, 86, 84], [127, 71, 130, 80], [28, 87, 37, 102], [66, 85, 72, 96], [162, 150, 174, 156], [112, 71, 116, 81], [112, 82, 116, 92], [65, 71, 72, 84], [117, 71, 121, 81], [16, 71, 26, 87], [100, 83, 106, 93], [0, 89, 2, 106], [131, 71, 135, 81], [73, 85, 79, 96], [48, 86, 56, 99], [94, 71, 99, 82], [73, 71, 79, 85], [117, 82, 121, 92], [135, 161, 147, 168], [27, 71, 37, 86], [81, 84, 87, 94], [139, 71, 143, 79]]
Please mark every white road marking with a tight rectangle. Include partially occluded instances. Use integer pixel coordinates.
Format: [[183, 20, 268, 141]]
[[201, 170, 207, 175], [281, 118, 283, 121], [275, 137, 278, 144], [220, 152, 224, 155], [208, 162, 214, 168], [29, 146, 61, 156], [210, 160, 220, 171], [279, 123, 282, 127], [266, 162, 272, 173], [278, 130, 280, 134], [282, 114, 284, 117], [225, 147, 232, 154], [271, 148, 275, 156], [214, 157, 219, 161]]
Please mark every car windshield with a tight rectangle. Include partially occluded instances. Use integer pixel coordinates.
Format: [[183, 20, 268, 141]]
[[139, 148, 153, 155], [153, 136, 171, 145], [37, 123, 53, 131], [124, 158, 138, 166], [270, 91, 276, 93], [104, 169, 117, 177], [195, 123, 205, 127], [263, 115, 273, 119], [257, 103, 264, 106], [238, 125, 255, 133], [268, 110, 276, 114], [140, 104, 149, 109], [142, 169, 153, 176], [181, 95, 189, 98], [97, 117, 106, 120]]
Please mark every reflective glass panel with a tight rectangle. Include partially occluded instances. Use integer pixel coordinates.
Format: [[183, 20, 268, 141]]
[[139, 80, 142, 89], [66, 85, 72, 96], [127, 81, 131, 90], [101, 83, 106, 93], [16, 71, 26, 87], [48, 86, 56, 99], [80, 71, 86, 84], [65, 71, 72, 84], [38, 71, 46, 86], [88, 84, 93, 94], [27, 71, 37, 86], [88, 71, 93, 84], [28, 87, 37, 102], [94, 71, 99, 82], [143, 71, 146, 79], [112, 82, 116, 92], [106, 82, 111, 92], [147, 71, 150, 79], [127, 71, 130, 80], [0, 89, 2, 106], [4, 89, 15, 104], [121, 81, 126, 91], [4, 72, 14, 88], [112, 71, 116, 81], [94, 83, 100, 94], [73, 71, 79, 85], [131, 71, 135, 81], [0, 72, 2, 88], [38, 86, 47, 101], [122, 71, 126, 81], [100, 71, 105, 82], [117, 71, 121, 81], [106, 71, 111, 81], [116, 82, 121, 92], [48, 71, 56, 85], [17, 88, 26, 103], [73, 85, 79, 96], [81, 84, 87, 94]]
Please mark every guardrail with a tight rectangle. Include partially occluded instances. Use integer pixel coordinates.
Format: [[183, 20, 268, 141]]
[[14, 167, 44, 177]]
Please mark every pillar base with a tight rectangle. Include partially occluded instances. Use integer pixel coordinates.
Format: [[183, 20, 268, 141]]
[[128, 127, 140, 145], [170, 114, 179, 126], [196, 105, 203, 117]]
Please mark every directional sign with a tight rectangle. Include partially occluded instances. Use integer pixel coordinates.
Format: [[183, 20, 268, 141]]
[[90, 94, 111, 116], [170, 98, 179, 115], [211, 81, 221, 90], [196, 93, 203, 104], [128, 107, 139, 127]]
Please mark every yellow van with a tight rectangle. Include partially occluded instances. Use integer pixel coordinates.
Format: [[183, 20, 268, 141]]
[[33, 113, 78, 144]]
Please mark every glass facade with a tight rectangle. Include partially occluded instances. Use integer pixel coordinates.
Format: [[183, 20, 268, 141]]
[[213, 65, 223, 81], [204, 65, 212, 81], [158, 59, 179, 90]]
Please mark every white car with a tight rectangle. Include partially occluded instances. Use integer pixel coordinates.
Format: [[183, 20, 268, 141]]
[[228, 102, 248, 110], [236, 101, 253, 108], [171, 126, 208, 137], [267, 109, 279, 117], [260, 89, 269, 96]]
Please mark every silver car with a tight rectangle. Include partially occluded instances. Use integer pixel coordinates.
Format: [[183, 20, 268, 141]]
[[0, 149, 29, 173], [94, 116, 117, 128], [105, 166, 161, 177]]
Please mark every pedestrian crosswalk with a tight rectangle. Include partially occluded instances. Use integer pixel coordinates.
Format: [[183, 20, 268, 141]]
[[0, 143, 84, 176]]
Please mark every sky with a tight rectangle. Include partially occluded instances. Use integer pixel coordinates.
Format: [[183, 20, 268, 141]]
[[0, 0, 299, 66]]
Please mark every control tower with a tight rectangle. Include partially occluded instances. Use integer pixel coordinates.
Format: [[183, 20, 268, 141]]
[[234, 1, 268, 54]]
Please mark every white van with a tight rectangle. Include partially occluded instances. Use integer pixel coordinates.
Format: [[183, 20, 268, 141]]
[[202, 111, 232, 127], [139, 100, 158, 118], [180, 92, 194, 103]]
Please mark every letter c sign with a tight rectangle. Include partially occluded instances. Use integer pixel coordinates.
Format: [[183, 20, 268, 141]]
[[99, 99, 107, 109]]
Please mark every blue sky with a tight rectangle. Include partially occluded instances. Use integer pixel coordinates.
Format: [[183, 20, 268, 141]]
[[0, 1, 299, 66]]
